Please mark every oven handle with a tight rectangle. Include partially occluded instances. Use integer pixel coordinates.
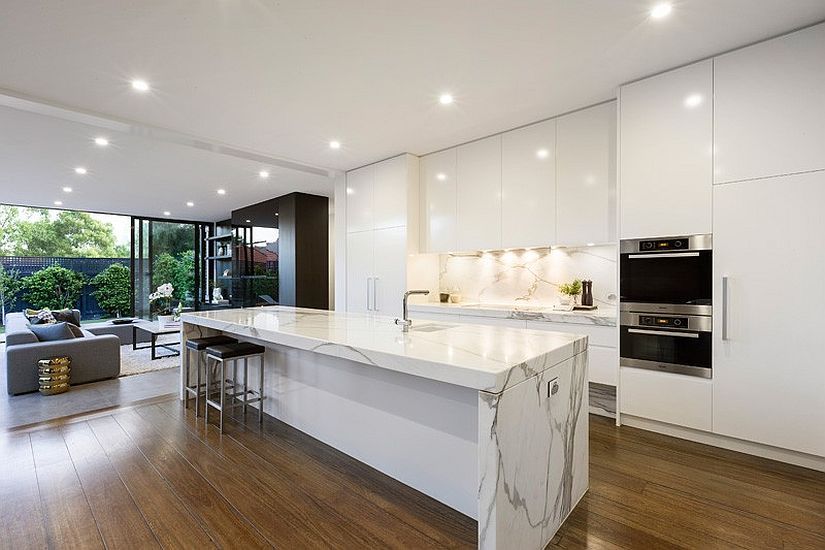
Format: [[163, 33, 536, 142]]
[[627, 328, 700, 339], [627, 252, 701, 259]]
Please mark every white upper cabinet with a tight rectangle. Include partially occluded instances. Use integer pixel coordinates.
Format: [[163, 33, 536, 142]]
[[714, 23, 825, 184], [421, 148, 458, 253], [346, 155, 412, 233], [501, 119, 556, 249], [619, 60, 713, 239], [346, 164, 374, 233], [713, 171, 825, 457], [557, 101, 617, 246], [457, 135, 502, 251]]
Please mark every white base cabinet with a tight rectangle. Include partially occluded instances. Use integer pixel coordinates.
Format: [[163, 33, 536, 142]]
[[712, 172, 825, 458], [620, 367, 712, 432]]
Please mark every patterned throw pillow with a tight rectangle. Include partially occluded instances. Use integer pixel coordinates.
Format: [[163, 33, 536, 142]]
[[51, 309, 80, 326], [26, 308, 57, 325]]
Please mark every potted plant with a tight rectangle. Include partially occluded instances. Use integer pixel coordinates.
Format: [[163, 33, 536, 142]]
[[558, 279, 583, 307], [149, 283, 175, 327]]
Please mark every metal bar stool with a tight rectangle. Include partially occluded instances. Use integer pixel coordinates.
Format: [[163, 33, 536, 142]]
[[205, 342, 266, 433], [183, 335, 237, 416]]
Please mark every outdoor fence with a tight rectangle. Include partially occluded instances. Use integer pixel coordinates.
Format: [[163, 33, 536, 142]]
[[1, 256, 129, 322]]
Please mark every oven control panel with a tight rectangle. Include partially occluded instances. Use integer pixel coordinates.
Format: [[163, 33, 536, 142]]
[[638, 238, 688, 251], [639, 315, 689, 328]]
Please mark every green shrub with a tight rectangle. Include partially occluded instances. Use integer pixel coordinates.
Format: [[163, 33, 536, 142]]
[[22, 266, 85, 310], [91, 263, 131, 317], [0, 264, 22, 324], [152, 251, 194, 304]]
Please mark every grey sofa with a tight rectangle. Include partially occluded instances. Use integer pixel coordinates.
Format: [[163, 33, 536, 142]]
[[4, 311, 120, 395]]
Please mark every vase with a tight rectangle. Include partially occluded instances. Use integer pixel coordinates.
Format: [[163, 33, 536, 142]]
[[157, 314, 174, 328], [38, 356, 71, 395]]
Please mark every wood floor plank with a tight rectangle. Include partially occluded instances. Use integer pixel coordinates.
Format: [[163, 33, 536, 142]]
[[60, 422, 161, 550], [29, 428, 105, 550], [109, 410, 273, 549], [86, 415, 218, 550], [155, 400, 475, 549], [0, 433, 47, 550]]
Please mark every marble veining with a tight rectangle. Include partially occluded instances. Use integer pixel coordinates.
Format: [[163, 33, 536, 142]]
[[409, 302, 617, 326], [181, 306, 587, 393], [439, 245, 617, 308]]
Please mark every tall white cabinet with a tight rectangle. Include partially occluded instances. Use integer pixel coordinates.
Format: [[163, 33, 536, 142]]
[[712, 171, 825, 457], [457, 136, 502, 251], [619, 60, 713, 239], [421, 148, 458, 253], [345, 154, 419, 317]]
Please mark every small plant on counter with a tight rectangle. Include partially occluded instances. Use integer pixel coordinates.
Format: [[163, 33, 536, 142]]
[[558, 279, 583, 298]]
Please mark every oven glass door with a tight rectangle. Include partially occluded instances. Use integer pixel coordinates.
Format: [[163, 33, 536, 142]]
[[620, 250, 712, 305], [620, 326, 711, 371]]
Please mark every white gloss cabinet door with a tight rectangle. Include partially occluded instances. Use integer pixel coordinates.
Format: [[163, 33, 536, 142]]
[[557, 102, 616, 246], [372, 226, 407, 317], [714, 24, 825, 183], [372, 155, 408, 230], [457, 136, 502, 251], [619, 60, 712, 239], [346, 165, 374, 234], [713, 172, 825, 457], [345, 230, 373, 314], [501, 119, 556, 248], [421, 148, 458, 253]]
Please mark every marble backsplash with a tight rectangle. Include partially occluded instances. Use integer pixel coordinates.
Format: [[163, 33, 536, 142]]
[[438, 245, 617, 308]]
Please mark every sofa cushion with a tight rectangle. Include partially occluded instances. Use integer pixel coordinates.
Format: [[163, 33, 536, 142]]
[[26, 309, 57, 325], [29, 322, 76, 342], [52, 309, 81, 326], [67, 324, 85, 338]]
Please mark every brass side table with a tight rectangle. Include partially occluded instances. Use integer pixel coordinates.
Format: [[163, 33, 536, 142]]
[[38, 356, 71, 395]]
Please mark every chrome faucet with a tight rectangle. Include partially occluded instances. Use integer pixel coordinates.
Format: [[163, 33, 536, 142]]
[[395, 290, 430, 332]]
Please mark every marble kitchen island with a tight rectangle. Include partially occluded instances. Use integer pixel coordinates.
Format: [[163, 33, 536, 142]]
[[181, 306, 589, 549]]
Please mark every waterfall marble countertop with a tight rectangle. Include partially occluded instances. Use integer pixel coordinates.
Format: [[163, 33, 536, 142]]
[[181, 306, 587, 393], [408, 301, 617, 326]]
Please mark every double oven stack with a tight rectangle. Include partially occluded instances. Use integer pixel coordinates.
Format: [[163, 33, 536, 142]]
[[619, 235, 713, 378]]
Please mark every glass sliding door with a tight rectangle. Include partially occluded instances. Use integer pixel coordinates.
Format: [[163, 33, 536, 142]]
[[131, 217, 206, 319]]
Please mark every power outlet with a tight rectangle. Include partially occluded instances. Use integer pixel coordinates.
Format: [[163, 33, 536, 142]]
[[547, 377, 559, 398]]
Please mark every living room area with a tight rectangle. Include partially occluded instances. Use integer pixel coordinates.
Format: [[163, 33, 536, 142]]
[[0, 98, 334, 430]]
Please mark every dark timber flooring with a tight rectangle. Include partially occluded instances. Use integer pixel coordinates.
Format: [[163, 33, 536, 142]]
[[2, 397, 825, 550]]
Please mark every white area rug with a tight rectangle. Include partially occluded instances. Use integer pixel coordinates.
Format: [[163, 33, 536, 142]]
[[119, 335, 180, 376]]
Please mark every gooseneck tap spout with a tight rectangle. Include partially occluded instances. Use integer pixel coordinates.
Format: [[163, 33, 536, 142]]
[[395, 290, 430, 332]]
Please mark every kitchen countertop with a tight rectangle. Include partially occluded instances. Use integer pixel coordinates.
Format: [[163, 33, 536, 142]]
[[181, 306, 587, 393], [408, 301, 617, 326]]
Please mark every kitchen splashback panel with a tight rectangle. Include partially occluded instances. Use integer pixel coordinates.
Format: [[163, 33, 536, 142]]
[[439, 245, 616, 307]]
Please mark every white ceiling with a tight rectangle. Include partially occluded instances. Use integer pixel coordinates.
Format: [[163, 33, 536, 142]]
[[1, 1, 824, 196], [0, 105, 333, 221]]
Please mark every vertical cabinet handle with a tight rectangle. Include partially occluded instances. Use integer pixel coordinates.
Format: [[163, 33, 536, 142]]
[[373, 277, 380, 311], [366, 277, 373, 311], [721, 276, 729, 341]]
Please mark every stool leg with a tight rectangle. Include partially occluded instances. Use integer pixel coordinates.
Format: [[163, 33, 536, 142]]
[[232, 358, 238, 409], [183, 347, 190, 410], [195, 352, 203, 418], [243, 357, 249, 416], [204, 353, 211, 425], [219, 359, 226, 433], [259, 355, 264, 425]]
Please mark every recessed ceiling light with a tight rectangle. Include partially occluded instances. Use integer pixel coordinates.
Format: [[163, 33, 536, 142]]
[[163, 211, 171, 216], [684, 93, 703, 108], [74, 167, 87, 175], [650, 3, 672, 19], [62, 186, 73, 193], [245, 219, 251, 223], [329, 140, 341, 150], [53, 200, 63, 206], [439, 94, 454, 105], [536, 148, 549, 159], [275, 213, 279, 216], [94, 137, 109, 147], [131, 79, 150, 92], [436, 173, 447, 181], [259, 170, 270, 179], [217, 189, 226, 195], [186, 201, 194, 207]]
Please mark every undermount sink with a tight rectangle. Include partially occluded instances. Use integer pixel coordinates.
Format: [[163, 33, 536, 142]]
[[411, 324, 455, 333]]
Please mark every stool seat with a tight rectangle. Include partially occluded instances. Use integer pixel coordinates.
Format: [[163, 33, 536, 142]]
[[186, 335, 238, 351], [206, 342, 265, 360]]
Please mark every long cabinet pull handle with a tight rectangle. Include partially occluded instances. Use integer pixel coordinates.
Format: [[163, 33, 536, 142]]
[[627, 328, 700, 339], [366, 277, 372, 311], [373, 277, 380, 311], [627, 252, 701, 259], [722, 276, 729, 341]]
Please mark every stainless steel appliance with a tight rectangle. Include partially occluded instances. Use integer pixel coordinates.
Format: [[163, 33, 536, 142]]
[[620, 234, 713, 377], [619, 312, 712, 378]]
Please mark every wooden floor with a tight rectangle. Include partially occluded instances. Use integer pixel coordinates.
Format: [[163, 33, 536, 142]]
[[3, 399, 825, 550]]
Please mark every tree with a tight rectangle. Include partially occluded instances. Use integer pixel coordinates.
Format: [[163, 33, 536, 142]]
[[0, 206, 20, 256], [13, 209, 127, 258], [0, 264, 22, 324], [151, 251, 194, 304], [22, 266, 85, 310], [90, 263, 131, 317]]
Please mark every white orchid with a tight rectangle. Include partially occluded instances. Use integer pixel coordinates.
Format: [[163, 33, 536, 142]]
[[149, 283, 176, 315]]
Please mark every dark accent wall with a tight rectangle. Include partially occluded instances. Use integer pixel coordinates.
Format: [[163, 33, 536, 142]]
[[277, 193, 329, 310]]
